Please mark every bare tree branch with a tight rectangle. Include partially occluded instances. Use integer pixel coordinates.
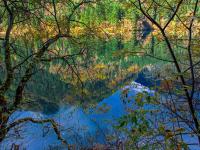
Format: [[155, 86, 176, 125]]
[[6, 117, 68, 145]]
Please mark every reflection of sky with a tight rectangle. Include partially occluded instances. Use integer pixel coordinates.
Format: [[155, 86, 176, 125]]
[[1, 82, 199, 149], [1, 82, 151, 149]]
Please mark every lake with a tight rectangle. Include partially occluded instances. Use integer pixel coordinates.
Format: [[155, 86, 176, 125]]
[[1, 26, 199, 150]]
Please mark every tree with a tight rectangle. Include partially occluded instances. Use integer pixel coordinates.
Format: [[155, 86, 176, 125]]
[[0, 0, 95, 146], [123, 0, 200, 148]]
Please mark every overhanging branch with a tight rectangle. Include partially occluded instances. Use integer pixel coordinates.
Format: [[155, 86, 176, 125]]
[[6, 117, 68, 145]]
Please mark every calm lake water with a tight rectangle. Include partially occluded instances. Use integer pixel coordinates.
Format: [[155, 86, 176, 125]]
[[1, 29, 198, 149]]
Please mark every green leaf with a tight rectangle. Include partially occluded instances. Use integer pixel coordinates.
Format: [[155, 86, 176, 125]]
[[135, 92, 144, 107]]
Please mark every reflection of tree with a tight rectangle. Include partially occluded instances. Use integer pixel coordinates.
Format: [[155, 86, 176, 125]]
[[117, 37, 124, 50]]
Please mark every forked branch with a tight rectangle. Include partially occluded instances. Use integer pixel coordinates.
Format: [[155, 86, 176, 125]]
[[6, 117, 68, 145]]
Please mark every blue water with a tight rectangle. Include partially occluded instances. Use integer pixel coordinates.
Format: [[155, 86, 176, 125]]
[[0, 82, 151, 149], [0, 80, 199, 149]]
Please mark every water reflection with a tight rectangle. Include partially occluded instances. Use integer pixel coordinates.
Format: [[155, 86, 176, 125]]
[[22, 25, 157, 114], [1, 82, 152, 149], [1, 22, 186, 149]]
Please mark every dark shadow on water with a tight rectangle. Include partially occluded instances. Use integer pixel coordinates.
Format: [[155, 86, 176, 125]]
[[37, 99, 60, 115], [135, 68, 160, 88]]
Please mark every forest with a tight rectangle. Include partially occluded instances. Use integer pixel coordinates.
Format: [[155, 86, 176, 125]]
[[0, 0, 200, 149]]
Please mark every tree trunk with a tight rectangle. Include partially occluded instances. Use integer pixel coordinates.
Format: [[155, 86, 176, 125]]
[[0, 95, 9, 142], [0, 120, 8, 142]]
